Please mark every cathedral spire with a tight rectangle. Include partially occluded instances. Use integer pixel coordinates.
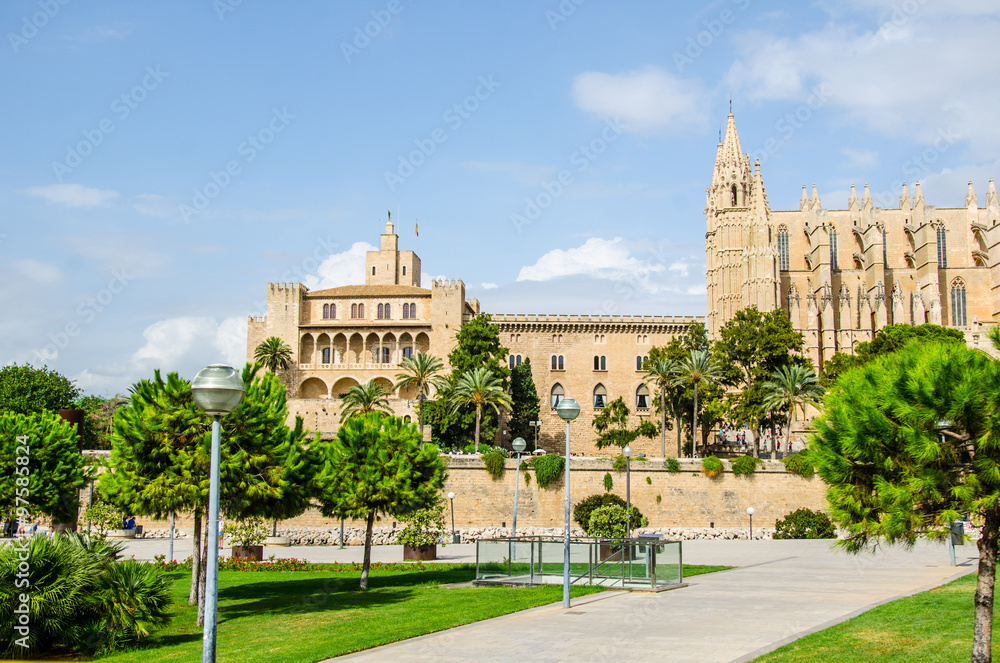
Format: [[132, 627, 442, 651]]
[[862, 183, 873, 211], [800, 185, 809, 211], [848, 184, 859, 212], [988, 177, 999, 210], [900, 182, 910, 210], [913, 181, 925, 206], [709, 112, 752, 209], [811, 183, 821, 209], [966, 180, 978, 208]]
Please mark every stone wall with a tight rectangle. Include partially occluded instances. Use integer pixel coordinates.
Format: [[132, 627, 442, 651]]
[[124, 456, 826, 537]]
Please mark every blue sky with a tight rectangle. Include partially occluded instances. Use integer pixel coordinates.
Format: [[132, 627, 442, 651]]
[[3, 0, 999, 395]]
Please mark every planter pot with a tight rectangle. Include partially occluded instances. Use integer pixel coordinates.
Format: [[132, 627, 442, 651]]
[[598, 543, 633, 562], [231, 545, 264, 561], [107, 529, 136, 539], [264, 536, 290, 547], [403, 544, 437, 561]]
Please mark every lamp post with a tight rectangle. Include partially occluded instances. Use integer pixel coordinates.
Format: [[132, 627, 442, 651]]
[[935, 419, 956, 565], [511, 437, 526, 540], [623, 445, 633, 539], [448, 492, 458, 544], [555, 397, 580, 609], [529, 420, 542, 451], [191, 364, 245, 663], [747, 507, 755, 541]]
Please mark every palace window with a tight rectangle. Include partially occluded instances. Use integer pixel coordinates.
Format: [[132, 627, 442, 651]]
[[509, 355, 522, 370], [937, 224, 948, 268], [381, 347, 390, 364], [322, 348, 331, 364], [777, 225, 790, 271], [593, 384, 607, 409], [377, 303, 391, 319], [829, 226, 838, 271], [377, 304, 384, 319], [550, 383, 564, 408], [636, 384, 650, 410], [558, 355, 564, 370], [402, 266, 406, 275], [951, 278, 967, 327], [322, 304, 329, 319], [551, 355, 564, 370], [593, 355, 606, 371], [402, 303, 409, 319], [351, 303, 364, 319], [372, 266, 376, 276], [402, 347, 413, 360]]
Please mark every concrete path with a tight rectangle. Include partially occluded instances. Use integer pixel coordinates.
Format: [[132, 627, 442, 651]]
[[328, 539, 978, 663]]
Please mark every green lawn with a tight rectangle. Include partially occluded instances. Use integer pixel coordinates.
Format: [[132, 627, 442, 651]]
[[96, 562, 728, 663], [754, 573, 999, 662]]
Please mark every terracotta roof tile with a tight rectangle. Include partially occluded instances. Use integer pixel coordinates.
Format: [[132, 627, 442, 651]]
[[307, 285, 431, 297]]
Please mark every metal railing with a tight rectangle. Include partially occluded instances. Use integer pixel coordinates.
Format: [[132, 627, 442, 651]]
[[475, 536, 683, 590]]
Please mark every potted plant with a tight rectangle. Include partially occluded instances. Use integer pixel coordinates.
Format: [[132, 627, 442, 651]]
[[587, 503, 648, 561], [225, 518, 268, 561], [398, 501, 447, 561], [82, 501, 129, 540]]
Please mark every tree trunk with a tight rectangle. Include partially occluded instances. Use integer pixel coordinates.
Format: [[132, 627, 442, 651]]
[[785, 415, 793, 460], [418, 393, 425, 434], [660, 391, 667, 458], [693, 380, 700, 457], [752, 425, 761, 458], [973, 510, 999, 663], [360, 511, 375, 590], [189, 510, 201, 606], [474, 406, 482, 453], [196, 508, 208, 627]]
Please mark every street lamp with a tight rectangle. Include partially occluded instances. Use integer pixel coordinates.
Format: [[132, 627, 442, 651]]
[[529, 420, 542, 451], [935, 419, 957, 565], [623, 445, 633, 539], [448, 491, 458, 544], [747, 507, 755, 541], [191, 364, 245, 663], [511, 437, 526, 540], [555, 397, 580, 609]]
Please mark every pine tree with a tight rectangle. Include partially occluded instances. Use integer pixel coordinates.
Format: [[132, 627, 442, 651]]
[[313, 413, 446, 589], [508, 358, 540, 445]]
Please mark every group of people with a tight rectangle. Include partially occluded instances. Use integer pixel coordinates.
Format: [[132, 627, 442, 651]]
[[2, 519, 52, 538], [715, 424, 793, 454]]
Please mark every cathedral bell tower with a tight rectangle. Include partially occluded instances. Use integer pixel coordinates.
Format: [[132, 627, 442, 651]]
[[705, 113, 778, 338]]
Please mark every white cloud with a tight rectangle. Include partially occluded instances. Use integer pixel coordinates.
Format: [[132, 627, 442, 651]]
[[572, 66, 707, 134], [24, 183, 119, 207], [480, 282, 498, 290], [61, 25, 130, 45], [12, 259, 63, 285], [724, 13, 1000, 155], [302, 242, 376, 290], [132, 193, 174, 217], [517, 237, 665, 289]]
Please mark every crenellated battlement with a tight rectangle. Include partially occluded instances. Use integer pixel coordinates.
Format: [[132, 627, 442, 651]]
[[431, 278, 465, 290], [269, 281, 307, 294]]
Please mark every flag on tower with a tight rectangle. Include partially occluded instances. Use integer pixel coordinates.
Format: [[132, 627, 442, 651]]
[[415, 222, 419, 237]]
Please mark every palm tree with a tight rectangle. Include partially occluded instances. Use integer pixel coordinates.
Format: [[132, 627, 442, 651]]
[[675, 349, 723, 457], [762, 364, 824, 459], [339, 379, 393, 421], [395, 352, 447, 434], [254, 336, 292, 373], [447, 367, 513, 453], [644, 357, 681, 458]]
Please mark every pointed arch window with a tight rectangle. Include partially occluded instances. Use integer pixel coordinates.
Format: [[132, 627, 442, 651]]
[[593, 384, 607, 409], [322, 304, 330, 319], [936, 223, 948, 268], [777, 225, 790, 271], [636, 384, 650, 410], [951, 278, 967, 327], [829, 226, 839, 271], [882, 228, 888, 265], [377, 304, 384, 319], [384, 303, 390, 319], [550, 383, 564, 408], [731, 184, 738, 206], [403, 303, 410, 319], [329, 303, 336, 319], [351, 303, 358, 319]]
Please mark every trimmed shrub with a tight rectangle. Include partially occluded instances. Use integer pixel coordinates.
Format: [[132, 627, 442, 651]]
[[573, 493, 646, 533], [731, 455, 764, 477], [397, 502, 447, 548], [483, 450, 506, 480], [701, 455, 724, 478], [774, 508, 836, 539], [664, 458, 680, 472], [645, 476, 652, 485], [783, 450, 816, 478], [603, 472, 613, 492], [587, 503, 649, 539], [531, 454, 565, 489]]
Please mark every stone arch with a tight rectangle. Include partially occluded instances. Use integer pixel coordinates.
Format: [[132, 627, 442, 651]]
[[299, 333, 315, 366], [635, 384, 650, 410], [365, 333, 380, 364], [316, 333, 331, 365], [382, 332, 398, 365], [348, 333, 364, 363], [331, 376, 360, 397], [332, 333, 347, 365], [373, 376, 394, 394], [593, 383, 607, 408], [415, 332, 430, 354], [299, 377, 328, 399]]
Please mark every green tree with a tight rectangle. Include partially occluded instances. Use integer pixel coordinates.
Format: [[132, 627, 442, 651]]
[[822, 323, 965, 385], [762, 364, 824, 459], [447, 368, 513, 452], [395, 352, 447, 433], [76, 394, 128, 450], [591, 396, 657, 450], [253, 336, 293, 373], [100, 364, 314, 625], [508, 358, 540, 445], [338, 379, 392, 421], [675, 350, 724, 457], [646, 322, 709, 458], [0, 410, 88, 524], [0, 363, 80, 415], [313, 413, 446, 589], [714, 306, 805, 456], [643, 356, 680, 458], [811, 339, 1000, 663]]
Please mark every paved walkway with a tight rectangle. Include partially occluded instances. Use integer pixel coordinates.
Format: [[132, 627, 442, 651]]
[[329, 539, 977, 663]]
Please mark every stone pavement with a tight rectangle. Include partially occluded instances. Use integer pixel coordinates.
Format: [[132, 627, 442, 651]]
[[329, 538, 977, 663]]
